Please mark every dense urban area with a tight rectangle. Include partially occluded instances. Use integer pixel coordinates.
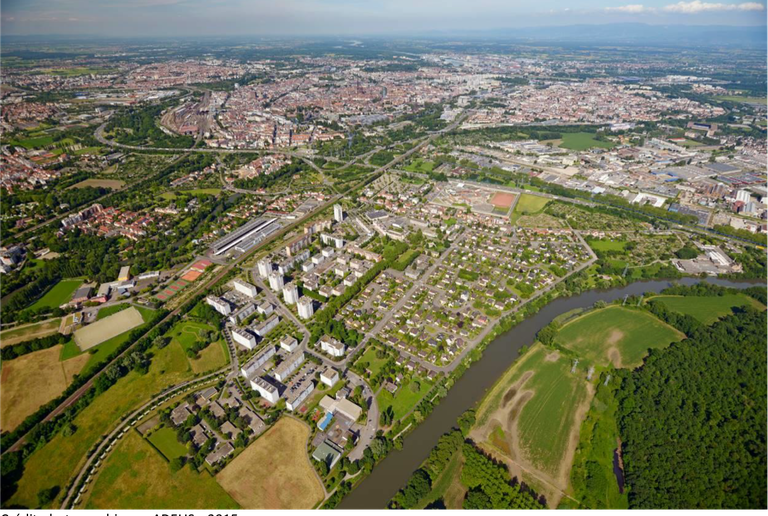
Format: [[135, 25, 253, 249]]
[[0, 35, 766, 511]]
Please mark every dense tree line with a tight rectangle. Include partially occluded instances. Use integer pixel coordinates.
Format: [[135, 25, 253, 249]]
[[233, 161, 310, 190], [615, 308, 767, 509], [105, 102, 195, 148], [1, 333, 70, 361]]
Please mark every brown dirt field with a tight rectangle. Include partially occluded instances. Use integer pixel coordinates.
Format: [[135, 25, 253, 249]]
[[606, 329, 624, 345], [1, 345, 76, 431], [490, 191, 516, 209], [216, 417, 324, 509], [608, 347, 623, 368], [61, 353, 90, 383], [544, 351, 560, 362], [0, 319, 61, 347], [68, 178, 125, 190], [74, 306, 144, 350]]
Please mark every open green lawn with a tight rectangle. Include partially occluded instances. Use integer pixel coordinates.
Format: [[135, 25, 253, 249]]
[[182, 188, 222, 196], [9, 338, 193, 509], [96, 303, 130, 320], [586, 239, 627, 252], [376, 378, 432, 422], [147, 427, 189, 461], [9, 135, 55, 149], [29, 279, 83, 310], [650, 294, 765, 326], [404, 159, 435, 173], [355, 346, 389, 377], [559, 132, 616, 151], [556, 306, 684, 368], [514, 193, 550, 215], [85, 431, 237, 509]]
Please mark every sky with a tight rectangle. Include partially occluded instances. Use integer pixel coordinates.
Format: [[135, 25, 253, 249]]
[[2, 0, 766, 37]]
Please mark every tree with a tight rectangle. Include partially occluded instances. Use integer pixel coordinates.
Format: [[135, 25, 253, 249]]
[[37, 485, 60, 507], [169, 457, 186, 473], [61, 422, 77, 437]]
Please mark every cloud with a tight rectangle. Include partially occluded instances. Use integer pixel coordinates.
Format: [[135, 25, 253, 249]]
[[663, 1, 765, 13], [605, 4, 651, 13]]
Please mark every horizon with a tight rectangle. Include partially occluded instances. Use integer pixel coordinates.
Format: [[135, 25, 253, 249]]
[[2, 0, 766, 38]]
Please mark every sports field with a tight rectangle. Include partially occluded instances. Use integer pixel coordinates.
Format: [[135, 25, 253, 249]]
[[85, 431, 237, 509], [555, 306, 684, 368], [216, 417, 324, 509], [1, 345, 88, 431], [74, 307, 144, 350], [0, 318, 61, 347], [559, 132, 616, 151], [8, 340, 193, 508], [651, 294, 765, 325], [471, 344, 591, 504], [490, 191, 516, 209], [29, 279, 82, 309]]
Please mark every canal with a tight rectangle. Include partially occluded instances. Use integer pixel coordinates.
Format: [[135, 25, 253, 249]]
[[339, 277, 761, 509]]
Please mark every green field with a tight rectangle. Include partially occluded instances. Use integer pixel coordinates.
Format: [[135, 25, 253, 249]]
[[96, 303, 130, 320], [586, 239, 627, 252], [713, 95, 767, 105], [85, 431, 237, 509], [167, 320, 227, 374], [514, 193, 549, 215], [29, 279, 83, 310], [147, 427, 189, 461], [182, 188, 222, 196], [9, 135, 55, 149], [555, 306, 684, 368], [651, 294, 764, 326], [559, 132, 616, 151], [404, 159, 435, 173], [355, 346, 389, 376], [473, 344, 590, 481], [9, 338, 194, 508], [376, 378, 432, 422], [0, 319, 61, 347], [415, 447, 465, 509]]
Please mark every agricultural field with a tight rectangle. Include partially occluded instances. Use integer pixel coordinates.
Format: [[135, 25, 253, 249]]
[[216, 417, 324, 509], [29, 279, 83, 310], [376, 377, 433, 422], [559, 132, 616, 151], [84, 431, 238, 509], [0, 318, 61, 347], [7, 340, 193, 509], [73, 306, 145, 350], [68, 178, 125, 190], [471, 344, 592, 507], [555, 306, 684, 368], [1, 345, 88, 431], [713, 95, 767, 105], [650, 294, 765, 325]]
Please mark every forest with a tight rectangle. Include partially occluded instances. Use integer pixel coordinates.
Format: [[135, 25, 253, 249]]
[[615, 307, 767, 509]]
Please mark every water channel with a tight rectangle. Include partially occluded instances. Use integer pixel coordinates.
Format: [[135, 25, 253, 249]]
[[339, 277, 762, 509]]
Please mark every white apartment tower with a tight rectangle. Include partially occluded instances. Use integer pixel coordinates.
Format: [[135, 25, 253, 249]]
[[297, 296, 314, 319]]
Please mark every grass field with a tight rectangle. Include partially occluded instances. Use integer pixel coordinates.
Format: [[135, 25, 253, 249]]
[[404, 159, 435, 173], [0, 318, 61, 347], [216, 417, 324, 509], [559, 132, 616, 151], [555, 306, 684, 368], [586, 239, 627, 252], [168, 320, 228, 374], [29, 279, 82, 310], [1, 345, 88, 432], [147, 427, 189, 460], [8, 339, 193, 508], [713, 95, 767, 105], [514, 193, 550, 215], [376, 378, 432, 422], [356, 346, 389, 376], [85, 431, 237, 509], [96, 303, 130, 320], [650, 294, 764, 325], [74, 307, 144, 350], [471, 344, 591, 501], [182, 188, 221, 196], [69, 178, 125, 189]]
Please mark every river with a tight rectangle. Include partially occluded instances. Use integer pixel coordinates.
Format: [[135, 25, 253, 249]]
[[339, 277, 762, 509]]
